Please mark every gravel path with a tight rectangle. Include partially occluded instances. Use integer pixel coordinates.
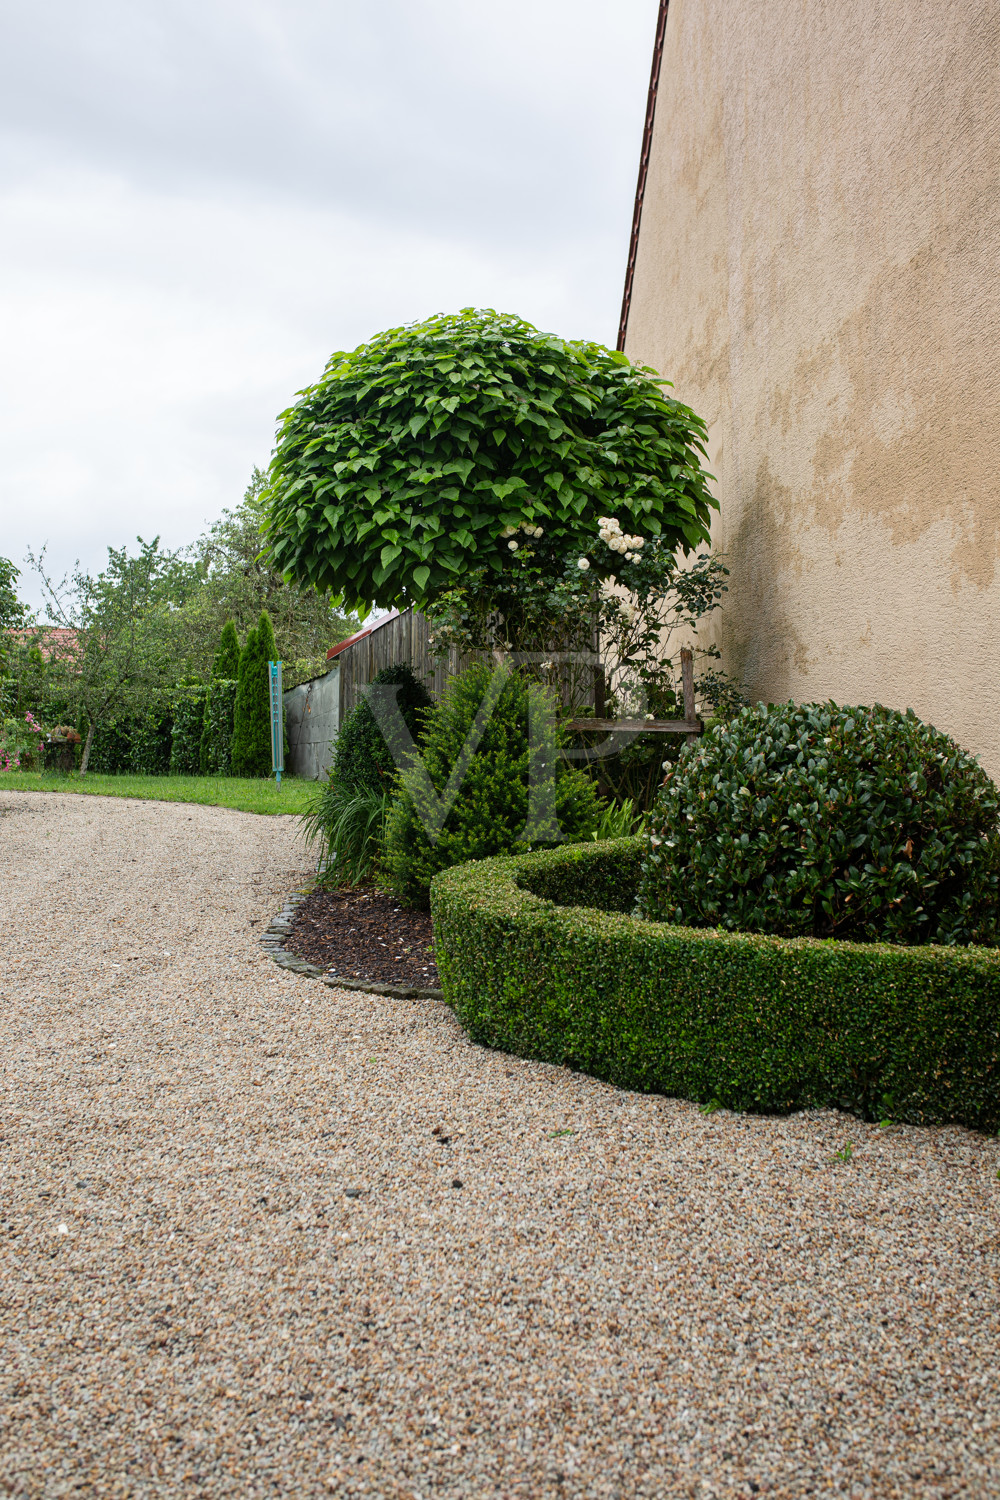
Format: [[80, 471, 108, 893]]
[[1, 790, 999, 1500]]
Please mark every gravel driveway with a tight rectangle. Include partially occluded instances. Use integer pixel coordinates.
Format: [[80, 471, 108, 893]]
[[1, 790, 999, 1499]]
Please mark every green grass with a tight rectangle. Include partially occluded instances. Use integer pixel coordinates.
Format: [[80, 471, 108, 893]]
[[0, 771, 316, 815]]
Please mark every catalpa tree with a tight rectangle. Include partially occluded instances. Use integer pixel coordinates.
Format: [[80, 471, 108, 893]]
[[262, 309, 717, 614]]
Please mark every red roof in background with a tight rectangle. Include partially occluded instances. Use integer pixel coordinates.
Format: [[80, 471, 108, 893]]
[[326, 625, 371, 661], [7, 627, 81, 661], [326, 611, 399, 661]]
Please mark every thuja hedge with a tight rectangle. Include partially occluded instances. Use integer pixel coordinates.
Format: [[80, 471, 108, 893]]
[[430, 838, 1000, 1130]]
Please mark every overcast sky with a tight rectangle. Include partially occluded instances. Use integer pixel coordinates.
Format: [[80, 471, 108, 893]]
[[0, 0, 659, 615]]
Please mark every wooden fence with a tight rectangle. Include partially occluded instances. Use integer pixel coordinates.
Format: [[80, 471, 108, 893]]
[[336, 608, 702, 744], [337, 608, 485, 723]]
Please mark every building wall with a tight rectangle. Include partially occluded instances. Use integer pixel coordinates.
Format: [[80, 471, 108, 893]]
[[625, 0, 1000, 775], [284, 664, 340, 781]]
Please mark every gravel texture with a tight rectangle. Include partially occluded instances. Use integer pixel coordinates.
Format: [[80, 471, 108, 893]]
[[1, 788, 1000, 1500]]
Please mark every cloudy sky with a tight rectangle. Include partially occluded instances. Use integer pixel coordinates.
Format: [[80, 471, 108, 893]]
[[0, 0, 659, 615]]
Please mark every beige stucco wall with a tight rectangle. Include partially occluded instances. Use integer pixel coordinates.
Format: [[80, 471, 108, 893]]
[[625, 0, 1000, 776]]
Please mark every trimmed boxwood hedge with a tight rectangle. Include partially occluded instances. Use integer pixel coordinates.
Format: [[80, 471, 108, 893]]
[[430, 837, 1000, 1130]]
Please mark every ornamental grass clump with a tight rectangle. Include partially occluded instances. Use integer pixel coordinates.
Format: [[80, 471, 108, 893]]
[[637, 700, 1000, 947]]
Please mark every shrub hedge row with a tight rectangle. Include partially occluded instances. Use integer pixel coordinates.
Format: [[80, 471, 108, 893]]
[[200, 678, 238, 776], [169, 687, 209, 775], [430, 837, 1000, 1131]]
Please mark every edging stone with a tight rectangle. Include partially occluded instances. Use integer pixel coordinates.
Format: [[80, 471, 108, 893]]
[[259, 885, 446, 1002]]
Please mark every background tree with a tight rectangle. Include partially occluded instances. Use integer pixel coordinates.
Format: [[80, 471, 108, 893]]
[[262, 309, 718, 617], [231, 611, 277, 777], [0, 557, 31, 670], [178, 468, 357, 685], [1, 557, 37, 713], [28, 538, 192, 772]]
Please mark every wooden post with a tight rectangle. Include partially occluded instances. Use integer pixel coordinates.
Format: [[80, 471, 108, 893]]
[[594, 664, 606, 718], [681, 647, 698, 747]]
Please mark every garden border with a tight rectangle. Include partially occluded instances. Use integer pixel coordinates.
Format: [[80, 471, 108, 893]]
[[259, 886, 445, 1001], [430, 838, 1000, 1131]]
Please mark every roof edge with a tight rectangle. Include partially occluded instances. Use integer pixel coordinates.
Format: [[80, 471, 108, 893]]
[[617, 0, 670, 354]]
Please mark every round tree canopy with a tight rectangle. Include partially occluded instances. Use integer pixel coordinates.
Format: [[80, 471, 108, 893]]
[[262, 308, 717, 614]]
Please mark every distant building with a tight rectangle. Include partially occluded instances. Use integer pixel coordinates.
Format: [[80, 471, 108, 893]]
[[622, 0, 1000, 774], [6, 627, 81, 662]]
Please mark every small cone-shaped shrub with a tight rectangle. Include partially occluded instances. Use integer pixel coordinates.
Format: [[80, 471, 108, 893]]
[[231, 611, 278, 777], [384, 662, 601, 909], [212, 620, 241, 680], [333, 663, 432, 794], [200, 620, 242, 772]]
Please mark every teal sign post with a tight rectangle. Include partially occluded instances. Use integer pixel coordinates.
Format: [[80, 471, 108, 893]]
[[269, 660, 284, 787]]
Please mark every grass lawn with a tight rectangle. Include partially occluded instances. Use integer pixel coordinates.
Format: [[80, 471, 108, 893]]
[[0, 772, 317, 816]]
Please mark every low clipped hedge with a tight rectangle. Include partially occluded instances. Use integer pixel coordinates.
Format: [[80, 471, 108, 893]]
[[430, 838, 1000, 1130]]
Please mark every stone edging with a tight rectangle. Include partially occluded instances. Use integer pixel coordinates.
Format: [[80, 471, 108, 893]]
[[259, 886, 446, 1002]]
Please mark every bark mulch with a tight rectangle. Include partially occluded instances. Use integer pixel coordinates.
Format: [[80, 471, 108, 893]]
[[285, 885, 439, 989]]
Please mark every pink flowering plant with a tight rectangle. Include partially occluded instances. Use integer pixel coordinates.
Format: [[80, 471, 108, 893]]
[[0, 711, 49, 772]]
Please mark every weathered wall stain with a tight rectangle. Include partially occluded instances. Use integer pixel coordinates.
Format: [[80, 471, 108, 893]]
[[625, 0, 1000, 774]]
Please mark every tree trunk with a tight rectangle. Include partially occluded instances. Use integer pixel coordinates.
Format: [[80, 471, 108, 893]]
[[80, 719, 96, 775]]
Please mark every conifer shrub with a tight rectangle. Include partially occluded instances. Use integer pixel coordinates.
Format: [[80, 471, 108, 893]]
[[333, 663, 432, 794], [213, 619, 242, 679], [384, 662, 602, 909], [200, 621, 241, 772], [231, 612, 278, 777], [637, 700, 1000, 946]]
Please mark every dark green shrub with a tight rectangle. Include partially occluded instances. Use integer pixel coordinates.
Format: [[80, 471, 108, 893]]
[[212, 620, 241, 680], [333, 663, 432, 794], [301, 781, 394, 885], [637, 700, 1000, 947], [384, 662, 602, 909], [431, 839, 1000, 1131], [231, 612, 277, 777], [169, 687, 208, 775], [201, 679, 238, 776], [200, 621, 241, 772], [87, 708, 173, 775]]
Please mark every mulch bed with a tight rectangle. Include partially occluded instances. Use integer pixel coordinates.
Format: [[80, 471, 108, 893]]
[[285, 886, 439, 989]]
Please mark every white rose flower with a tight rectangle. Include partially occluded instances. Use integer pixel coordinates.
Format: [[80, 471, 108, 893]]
[[577, 557, 590, 571], [508, 540, 519, 551], [533, 526, 543, 538]]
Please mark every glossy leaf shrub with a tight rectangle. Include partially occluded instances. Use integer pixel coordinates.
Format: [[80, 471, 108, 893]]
[[430, 839, 1000, 1130], [637, 701, 1000, 946], [262, 308, 717, 614]]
